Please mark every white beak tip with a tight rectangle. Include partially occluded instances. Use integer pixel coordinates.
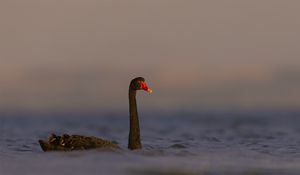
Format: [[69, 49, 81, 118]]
[[147, 89, 153, 93]]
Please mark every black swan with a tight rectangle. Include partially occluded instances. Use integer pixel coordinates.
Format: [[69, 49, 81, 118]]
[[39, 77, 152, 151]]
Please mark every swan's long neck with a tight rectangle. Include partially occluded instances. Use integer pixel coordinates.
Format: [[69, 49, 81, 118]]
[[128, 88, 142, 150]]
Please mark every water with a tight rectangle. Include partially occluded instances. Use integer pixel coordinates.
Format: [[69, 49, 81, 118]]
[[1, 111, 300, 175]]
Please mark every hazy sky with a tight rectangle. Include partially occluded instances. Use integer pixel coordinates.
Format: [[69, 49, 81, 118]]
[[1, 1, 300, 112]]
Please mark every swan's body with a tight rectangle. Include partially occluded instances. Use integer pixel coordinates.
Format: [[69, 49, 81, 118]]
[[39, 134, 119, 151], [38, 77, 152, 151]]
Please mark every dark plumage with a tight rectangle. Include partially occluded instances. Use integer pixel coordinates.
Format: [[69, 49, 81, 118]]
[[39, 134, 119, 151], [38, 77, 152, 152]]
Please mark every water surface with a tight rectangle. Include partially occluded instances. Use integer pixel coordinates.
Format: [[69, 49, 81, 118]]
[[1, 111, 300, 175]]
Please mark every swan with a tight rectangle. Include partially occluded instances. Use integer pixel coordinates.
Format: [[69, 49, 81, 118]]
[[38, 77, 152, 151]]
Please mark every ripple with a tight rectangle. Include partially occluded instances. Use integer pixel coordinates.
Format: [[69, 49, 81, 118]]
[[169, 144, 186, 149], [200, 136, 221, 142], [128, 168, 198, 175]]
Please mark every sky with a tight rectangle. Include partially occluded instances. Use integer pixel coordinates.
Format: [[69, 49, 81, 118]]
[[0, 1, 300, 112]]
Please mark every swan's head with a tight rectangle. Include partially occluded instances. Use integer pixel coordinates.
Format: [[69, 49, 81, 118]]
[[130, 77, 152, 93]]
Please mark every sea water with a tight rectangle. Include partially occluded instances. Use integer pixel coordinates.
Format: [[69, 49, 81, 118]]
[[1, 111, 300, 175]]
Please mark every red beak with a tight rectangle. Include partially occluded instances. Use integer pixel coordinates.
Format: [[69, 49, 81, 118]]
[[141, 82, 152, 93]]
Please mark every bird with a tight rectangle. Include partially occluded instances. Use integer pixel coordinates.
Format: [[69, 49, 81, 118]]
[[38, 77, 152, 151]]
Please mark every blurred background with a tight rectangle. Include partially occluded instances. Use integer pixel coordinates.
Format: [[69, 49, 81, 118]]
[[0, 0, 300, 113]]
